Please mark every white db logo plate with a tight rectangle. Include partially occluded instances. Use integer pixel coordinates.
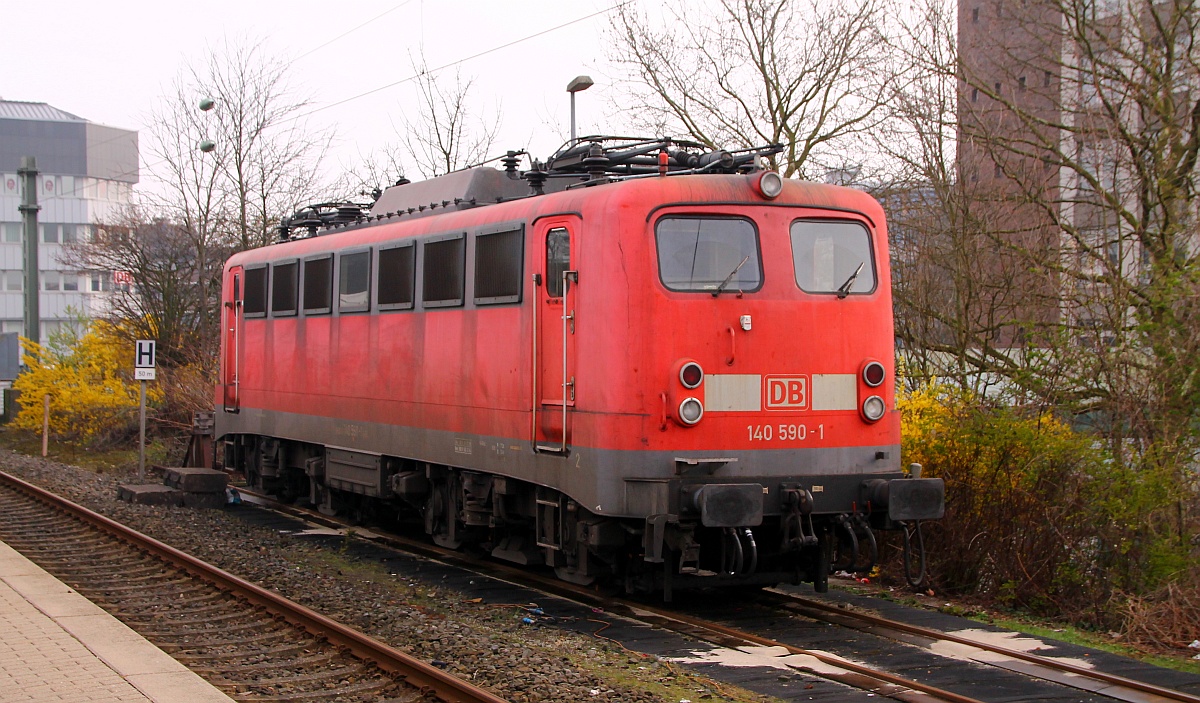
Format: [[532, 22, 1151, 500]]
[[765, 375, 808, 410]]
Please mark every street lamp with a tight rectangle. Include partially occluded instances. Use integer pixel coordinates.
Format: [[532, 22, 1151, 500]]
[[198, 97, 216, 153], [566, 75, 594, 142]]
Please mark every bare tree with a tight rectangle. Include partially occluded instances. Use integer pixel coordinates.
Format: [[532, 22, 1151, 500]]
[[143, 77, 229, 348], [609, 0, 898, 178], [400, 57, 502, 179], [335, 145, 410, 204], [142, 37, 334, 345], [60, 206, 226, 367], [194, 38, 333, 249], [950, 0, 1200, 468]]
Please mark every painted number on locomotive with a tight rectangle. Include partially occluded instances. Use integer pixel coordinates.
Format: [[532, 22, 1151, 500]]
[[747, 424, 824, 442]]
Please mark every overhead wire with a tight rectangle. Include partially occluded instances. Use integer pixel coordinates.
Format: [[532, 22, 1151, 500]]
[[19, 1, 629, 206], [293, 1, 628, 119]]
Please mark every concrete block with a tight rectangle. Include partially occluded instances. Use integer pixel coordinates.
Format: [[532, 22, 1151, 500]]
[[180, 491, 227, 510], [162, 467, 227, 494], [117, 484, 183, 507]]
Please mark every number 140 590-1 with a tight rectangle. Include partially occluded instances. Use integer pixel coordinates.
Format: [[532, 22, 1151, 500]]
[[747, 424, 825, 442]]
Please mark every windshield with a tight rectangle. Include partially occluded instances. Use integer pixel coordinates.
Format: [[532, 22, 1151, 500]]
[[656, 217, 762, 293], [790, 220, 876, 295]]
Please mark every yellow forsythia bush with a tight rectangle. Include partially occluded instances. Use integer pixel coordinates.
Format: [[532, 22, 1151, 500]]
[[14, 321, 163, 445]]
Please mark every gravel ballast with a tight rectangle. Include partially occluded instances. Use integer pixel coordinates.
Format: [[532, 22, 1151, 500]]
[[0, 449, 777, 703]]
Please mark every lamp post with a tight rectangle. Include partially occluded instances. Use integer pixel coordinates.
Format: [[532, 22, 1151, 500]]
[[198, 97, 216, 153], [566, 75, 594, 142]]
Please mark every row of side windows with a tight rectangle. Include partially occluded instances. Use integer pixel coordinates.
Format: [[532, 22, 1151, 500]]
[[241, 224, 524, 318]]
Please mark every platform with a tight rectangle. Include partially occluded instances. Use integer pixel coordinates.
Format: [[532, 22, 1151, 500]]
[[0, 539, 234, 703]]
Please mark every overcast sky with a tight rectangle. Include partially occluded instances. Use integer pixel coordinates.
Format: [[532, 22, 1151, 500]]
[[3, 0, 638, 194]]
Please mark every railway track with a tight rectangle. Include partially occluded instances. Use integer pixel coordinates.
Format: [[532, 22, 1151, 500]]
[[0, 471, 508, 703], [758, 587, 1200, 703], [228, 486, 1193, 703]]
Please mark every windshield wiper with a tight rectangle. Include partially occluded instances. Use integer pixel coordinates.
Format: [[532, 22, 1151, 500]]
[[836, 261, 865, 299], [712, 256, 750, 297]]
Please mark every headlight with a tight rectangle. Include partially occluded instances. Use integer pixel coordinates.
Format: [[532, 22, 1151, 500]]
[[679, 361, 704, 389], [678, 397, 704, 425], [862, 395, 886, 422], [756, 171, 783, 199], [863, 361, 885, 387]]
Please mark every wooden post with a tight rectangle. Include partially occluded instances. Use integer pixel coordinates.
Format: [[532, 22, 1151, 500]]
[[41, 394, 49, 457]]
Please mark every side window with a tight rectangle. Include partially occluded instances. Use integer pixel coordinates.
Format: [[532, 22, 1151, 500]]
[[790, 220, 876, 295], [474, 226, 523, 304], [271, 260, 298, 316], [422, 234, 465, 308], [303, 255, 332, 314], [546, 228, 569, 298], [377, 243, 415, 310], [339, 250, 370, 313], [244, 266, 268, 317]]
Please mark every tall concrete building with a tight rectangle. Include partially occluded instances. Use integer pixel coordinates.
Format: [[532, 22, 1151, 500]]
[[0, 99, 138, 347]]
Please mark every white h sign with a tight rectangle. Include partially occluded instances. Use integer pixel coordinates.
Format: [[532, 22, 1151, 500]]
[[135, 340, 156, 380]]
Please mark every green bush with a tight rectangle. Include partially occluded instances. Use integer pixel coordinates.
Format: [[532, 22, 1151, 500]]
[[900, 384, 1194, 627]]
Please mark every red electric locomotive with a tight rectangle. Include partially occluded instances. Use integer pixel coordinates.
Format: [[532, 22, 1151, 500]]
[[215, 137, 943, 597]]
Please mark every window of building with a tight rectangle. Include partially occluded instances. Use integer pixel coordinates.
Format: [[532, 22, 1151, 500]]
[[6, 272, 21, 292], [790, 220, 876, 295], [41, 224, 59, 244], [3, 223, 20, 243], [1044, 70, 1052, 87], [972, 7, 979, 22], [244, 266, 268, 316], [271, 261, 298, 316], [1018, 76, 1026, 91], [994, 81, 1001, 93], [61, 224, 77, 244], [971, 88, 979, 102], [377, 243, 415, 310], [995, 163, 1003, 177], [302, 255, 332, 314], [422, 234, 465, 307], [656, 217, 762, 293], [63, 273, 79, 292], [474, 226, 523, 304], [339, 250, 371, 312], [44, 272, 60, 291]]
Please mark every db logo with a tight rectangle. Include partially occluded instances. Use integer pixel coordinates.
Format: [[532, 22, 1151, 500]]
[[765, 375, 808, 410]]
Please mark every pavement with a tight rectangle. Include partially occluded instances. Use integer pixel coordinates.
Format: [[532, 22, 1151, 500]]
[[0, 539, 235, 703]]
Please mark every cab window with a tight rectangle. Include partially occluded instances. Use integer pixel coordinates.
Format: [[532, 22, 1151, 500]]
[[790, 220, 876, 295], [655, 216, 762, 293]]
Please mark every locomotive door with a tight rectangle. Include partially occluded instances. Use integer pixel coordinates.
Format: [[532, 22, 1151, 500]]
[[533, 218, 580, 453], [222, 267, 243, 412]]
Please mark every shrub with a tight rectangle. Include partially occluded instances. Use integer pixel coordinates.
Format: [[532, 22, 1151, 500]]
[[899, 383, 1193, 626], [13, 320, 163, 448]]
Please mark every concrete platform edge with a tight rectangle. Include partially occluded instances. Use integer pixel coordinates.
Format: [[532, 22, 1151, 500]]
[[0, 539, 235, 702]]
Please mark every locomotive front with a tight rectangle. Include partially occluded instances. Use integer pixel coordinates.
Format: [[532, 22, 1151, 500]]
[[581, 171, 945, 595]]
